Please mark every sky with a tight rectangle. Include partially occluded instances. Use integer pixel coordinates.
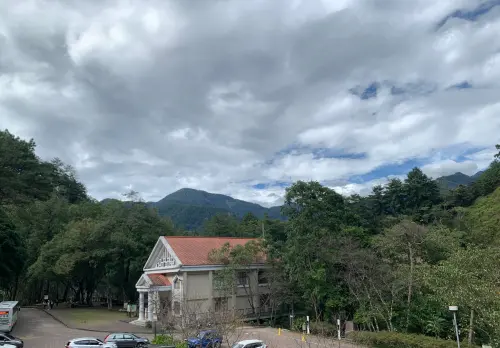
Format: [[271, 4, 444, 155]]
[[1, 0, 499, 207]]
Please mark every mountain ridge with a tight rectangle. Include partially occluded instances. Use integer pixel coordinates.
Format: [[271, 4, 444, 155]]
[[102, 171, 482, 230]]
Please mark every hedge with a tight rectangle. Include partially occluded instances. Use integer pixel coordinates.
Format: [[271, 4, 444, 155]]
[[348, 331, 480, 348]]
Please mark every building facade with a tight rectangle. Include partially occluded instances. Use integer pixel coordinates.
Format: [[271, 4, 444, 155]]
[[131, 236, 270, 326]]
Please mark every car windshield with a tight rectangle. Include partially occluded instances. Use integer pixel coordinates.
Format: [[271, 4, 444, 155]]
[[95, 338, 103, 343], [4, 334, 16, 339], [231, 344, 244, 348], [197, 332, 205, 339]]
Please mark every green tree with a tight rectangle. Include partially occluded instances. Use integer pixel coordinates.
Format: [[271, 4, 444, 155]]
[[422, 247, 500, 346], [404, 168, 441, 222], [0, 207, 25, 297]]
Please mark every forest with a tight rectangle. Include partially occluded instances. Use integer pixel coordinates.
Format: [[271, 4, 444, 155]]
[[1, 128, 500, 346]]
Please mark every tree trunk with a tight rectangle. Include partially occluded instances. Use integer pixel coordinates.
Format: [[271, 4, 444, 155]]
[[468, 309, 474, 345], [62, 283, 69, 302], [406, 242, 414, 331]]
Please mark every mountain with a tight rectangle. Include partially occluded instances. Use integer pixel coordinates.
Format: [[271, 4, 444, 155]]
[[102, 170, 483, 230], [149, 188, 284, 230], [435, 172, 477, 192]]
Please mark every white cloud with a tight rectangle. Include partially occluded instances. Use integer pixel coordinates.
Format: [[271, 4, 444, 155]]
[[0, 0, 499, 207]]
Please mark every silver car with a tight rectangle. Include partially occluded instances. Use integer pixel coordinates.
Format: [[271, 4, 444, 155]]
[[66, 337, 117, 348]]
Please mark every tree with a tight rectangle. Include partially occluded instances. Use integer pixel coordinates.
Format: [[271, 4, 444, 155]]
[[495, 144, 500, 159], [0, 130, 54, 204], [374, 221, 427, 331], [0, 207, 25, 297], [203, 213, 240, 237], [282, 181, 361, 321], [422, 247, 500, 346], [209, 240, 268, 318], [404, 168, 441, 222]]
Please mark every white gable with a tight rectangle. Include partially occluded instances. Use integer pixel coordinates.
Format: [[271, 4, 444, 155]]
[[143, 237, 182, 271], [136, 274, 152, 288]]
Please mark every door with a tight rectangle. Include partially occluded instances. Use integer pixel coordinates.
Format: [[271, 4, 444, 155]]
[[72, 340, 90, 348], [122, 334, 136, 348], [201, 332, 211, 347], [87, 339, 103, 347], [110, 334, 125, 348]]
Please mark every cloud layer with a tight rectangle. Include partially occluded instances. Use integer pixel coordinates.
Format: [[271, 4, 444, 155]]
[[1, 0, 499, 206]]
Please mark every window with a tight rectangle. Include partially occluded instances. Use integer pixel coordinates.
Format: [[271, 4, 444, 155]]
[[259, 294, 270, 309], [123, 334, 134, 340], [237, 271, 248, 286], [214, 297, 228, 312], [258, 270, 268, 285], [213, 272, 225, 290], [174, 279, 181, 290], [174, 301, 181, 315]]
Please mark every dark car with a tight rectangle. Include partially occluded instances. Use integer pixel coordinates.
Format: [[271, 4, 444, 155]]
[[186, 330, 222, 348], [103, 333, 150, 348], [0, 332, 23, 348]]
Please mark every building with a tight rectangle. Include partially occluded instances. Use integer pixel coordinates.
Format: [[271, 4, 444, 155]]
[[131, 236, 271, 326]]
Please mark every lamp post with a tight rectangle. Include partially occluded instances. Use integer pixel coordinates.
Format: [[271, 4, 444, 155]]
[[449, 306, 460, 348]]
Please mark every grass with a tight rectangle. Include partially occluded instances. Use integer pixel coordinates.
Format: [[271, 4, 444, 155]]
[[54, 308, 128, 325]]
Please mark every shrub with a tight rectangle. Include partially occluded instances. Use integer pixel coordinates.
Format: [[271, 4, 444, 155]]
[[309, 321, 337, 336], [150, 334, 186, 348], [145, 321, 152, 329], [292, 317, 306, 332], [151, 334, 175, 345], [348, 331, 480, 348]]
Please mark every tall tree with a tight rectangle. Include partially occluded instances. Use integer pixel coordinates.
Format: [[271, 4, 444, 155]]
[[0, 207, 25, 297]]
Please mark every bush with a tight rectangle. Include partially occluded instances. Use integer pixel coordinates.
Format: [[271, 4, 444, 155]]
[[151, 335, 175, 345], [150, 334, 187, 348], [309, 321, 337, 335], [145, 321, 152, 329], [348, 331, 480, 348]]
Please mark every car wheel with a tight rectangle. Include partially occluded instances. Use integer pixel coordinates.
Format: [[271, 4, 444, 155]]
[[136, 343, 145, 348], [214, 342, 221, 348]]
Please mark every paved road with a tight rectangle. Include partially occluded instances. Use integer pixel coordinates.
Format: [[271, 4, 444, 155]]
[[11, 308, 117, 348], [10, 308, 361, 348]]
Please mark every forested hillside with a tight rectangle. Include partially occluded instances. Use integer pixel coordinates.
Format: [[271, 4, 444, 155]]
[[106, 172, 482, 231], [148, 188, 283, 230], [1, 129, 500, 346]]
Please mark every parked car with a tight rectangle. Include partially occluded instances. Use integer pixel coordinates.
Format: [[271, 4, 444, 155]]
[[186, 330, 222, 348], [65, 337, 117, 348], [231, 340, 267, 348], [103, 333, 150, 348], [0, 344, 18, 348], [0, 332, 23, 348]]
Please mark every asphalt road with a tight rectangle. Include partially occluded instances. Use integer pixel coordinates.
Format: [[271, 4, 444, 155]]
[[10, 308, 361, 348], [11, 308, 111, 348]]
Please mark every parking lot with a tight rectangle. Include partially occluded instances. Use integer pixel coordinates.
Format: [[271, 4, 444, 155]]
[[11, 308, 360, 348], [11, 308, 146, 348]]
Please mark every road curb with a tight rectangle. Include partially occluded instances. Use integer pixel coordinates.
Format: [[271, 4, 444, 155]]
[[29, 307, 152, 334]]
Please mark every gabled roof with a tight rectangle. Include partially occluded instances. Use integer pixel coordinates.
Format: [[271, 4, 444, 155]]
[[164, 236, 262, 266], [147, 273, 171, 286]]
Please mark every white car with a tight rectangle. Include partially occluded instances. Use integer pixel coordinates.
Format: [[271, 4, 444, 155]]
[[65, 337, 117, 348], [0, 344, 18, 348], [232, 339, 267, 348]]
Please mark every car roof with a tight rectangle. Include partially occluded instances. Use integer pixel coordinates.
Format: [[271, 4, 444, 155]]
[[237, 339, 264, 344], [70, 337, 100, 341]]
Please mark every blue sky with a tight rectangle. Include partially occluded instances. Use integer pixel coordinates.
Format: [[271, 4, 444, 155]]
[[1, 0, 499, 206]]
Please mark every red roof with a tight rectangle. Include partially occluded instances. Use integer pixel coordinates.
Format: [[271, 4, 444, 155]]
[[147, 273, 171, 286], [164, 236, 263, 266]]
